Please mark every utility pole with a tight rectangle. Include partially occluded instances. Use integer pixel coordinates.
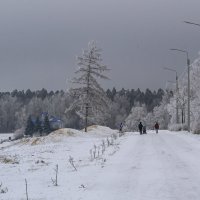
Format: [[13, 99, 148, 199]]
[[164, 67, 179, 124], [187, 56, 190, 132], [170, 49, 190, 132]]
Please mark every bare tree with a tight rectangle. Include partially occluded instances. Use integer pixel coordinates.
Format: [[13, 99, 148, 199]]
[[66, 41, 110, 132], [68, 156, 77, 171]]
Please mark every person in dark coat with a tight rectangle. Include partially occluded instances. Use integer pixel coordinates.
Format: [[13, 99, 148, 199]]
[[138, 122, 143, 135], [119, 122, 123, 132], [154, 122, 159, 134]]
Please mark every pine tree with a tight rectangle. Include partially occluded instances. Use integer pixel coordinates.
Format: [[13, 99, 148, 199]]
[[43, 115, 51, 135], [66, 41, 110, 132], [25, 115, 35, 137], [35, 116, 43, 136]]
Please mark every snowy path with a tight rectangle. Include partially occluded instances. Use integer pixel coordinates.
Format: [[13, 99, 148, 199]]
[[80, 131, 200, 200]]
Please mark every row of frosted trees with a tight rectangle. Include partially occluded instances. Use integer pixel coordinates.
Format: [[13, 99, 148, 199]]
[[137, 53, 200, 134], [166, 55, 200, 133]]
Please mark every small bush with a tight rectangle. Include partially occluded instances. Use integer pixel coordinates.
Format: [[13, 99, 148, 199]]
[[0, 183, 8, 193], [168, 123, 187, 131], [13, 128, 25, 140], [193, 124, 200, 134]]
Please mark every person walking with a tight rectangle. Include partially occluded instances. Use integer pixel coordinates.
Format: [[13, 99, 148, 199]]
[[138, 122, 143, 135], [154, 122, 159, 134], [119, 122, 123, 132]]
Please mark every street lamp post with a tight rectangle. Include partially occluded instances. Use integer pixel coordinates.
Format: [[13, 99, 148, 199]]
[[170, 48, 190, 132], [164, 67, 179, 124]]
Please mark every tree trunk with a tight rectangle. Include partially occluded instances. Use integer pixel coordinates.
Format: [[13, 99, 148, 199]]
[[85, 103, 88, 132]]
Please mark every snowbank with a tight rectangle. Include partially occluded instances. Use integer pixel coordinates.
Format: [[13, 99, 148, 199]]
[[86, 125, 118, 136], [17, 125, 117, 146]]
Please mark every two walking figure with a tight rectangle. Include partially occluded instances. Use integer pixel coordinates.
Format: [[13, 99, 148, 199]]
[[119, 121, 124, 132], [138, 122, 146, 135], [138, 121, 159, 134], [119, 121, 159, 134]]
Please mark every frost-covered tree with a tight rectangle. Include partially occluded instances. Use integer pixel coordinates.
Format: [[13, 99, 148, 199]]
[[125, 104, 147, 131], [35, 116, 43, 136], [15, 106, 27, 129], [0, 95, 21, 132], [25, 115, 35, 137], [166, 54, 200, 132], [43, 115, 51, 135], [66, 41, 110, 132], [144, 112, 155, 130], [26, 97, 47, 117], [177, 88, 187, 124], [188, 56, 200, 132], [153, 91, 171, 129], [193, 114, 200, 134], [108, 94, 130, 129]]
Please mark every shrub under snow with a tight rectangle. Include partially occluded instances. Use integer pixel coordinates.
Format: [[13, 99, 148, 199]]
[[13, 128, 25, 140], [168, 123, 187, 131], [193, 116, 200, 134]]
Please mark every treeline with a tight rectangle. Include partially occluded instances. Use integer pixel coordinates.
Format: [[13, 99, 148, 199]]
[[0, 89, 64, 101], [0, 87, 164, 133], [106, 88, 164, 112]]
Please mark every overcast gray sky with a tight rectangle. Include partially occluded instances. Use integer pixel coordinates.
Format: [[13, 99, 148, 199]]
[[0, 0, 200, 92]]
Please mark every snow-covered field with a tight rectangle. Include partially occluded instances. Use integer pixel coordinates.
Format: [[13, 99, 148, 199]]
[[0, 133, 13, 142], [1, 127, 200, 200]]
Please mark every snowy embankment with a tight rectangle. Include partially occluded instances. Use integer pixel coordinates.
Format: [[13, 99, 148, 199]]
[[0, 126, 119, 200], [1, 128, 200, 200]]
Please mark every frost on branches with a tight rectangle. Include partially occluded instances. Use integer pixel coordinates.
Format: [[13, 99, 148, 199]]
[[164, 53, 200, 133], [66, 41, 110, 132], [125, 105, 147, 131]]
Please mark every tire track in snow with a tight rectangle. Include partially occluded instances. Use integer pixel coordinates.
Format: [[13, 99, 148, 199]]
[[153, 132, 200, 200], [80, 133, 166, 200], [79, 133, 144, 200]]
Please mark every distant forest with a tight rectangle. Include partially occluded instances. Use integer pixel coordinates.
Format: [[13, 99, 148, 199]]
[[0, 88, 164, 133]]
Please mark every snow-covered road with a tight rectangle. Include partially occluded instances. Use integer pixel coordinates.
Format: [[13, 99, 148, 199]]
[[81, 131, 200, 200]]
